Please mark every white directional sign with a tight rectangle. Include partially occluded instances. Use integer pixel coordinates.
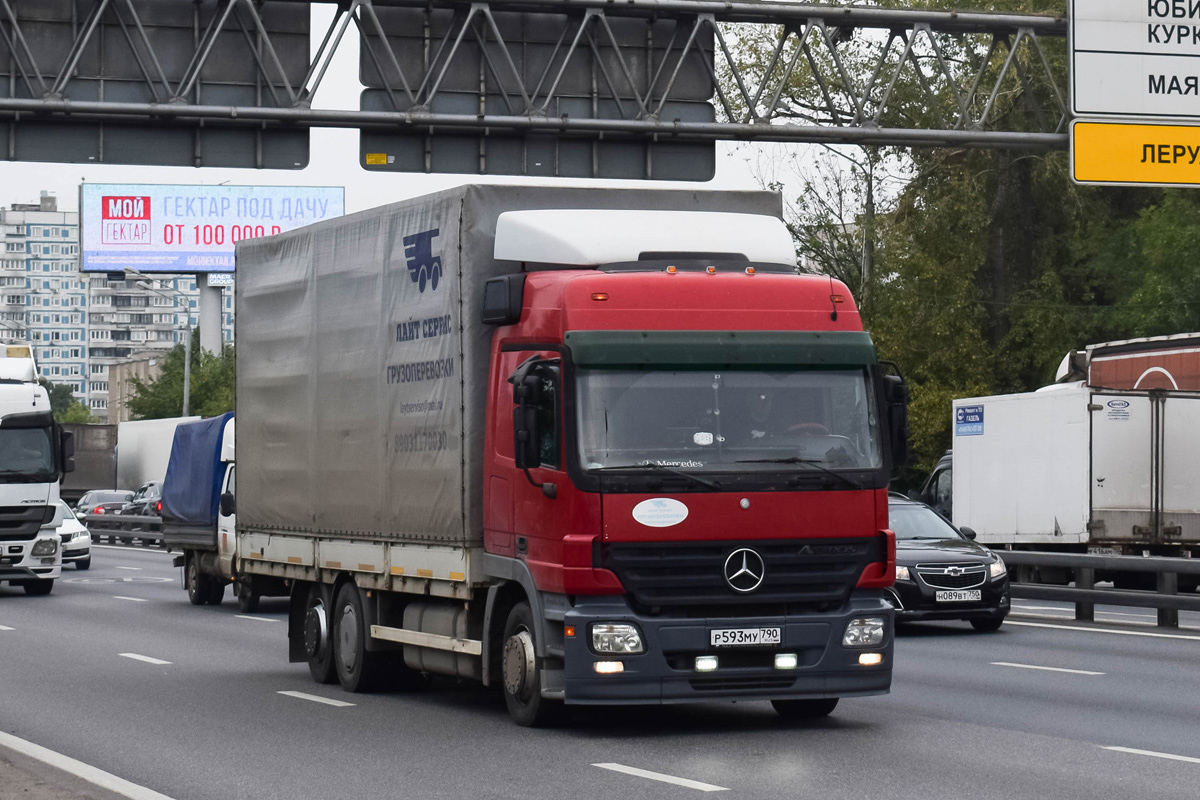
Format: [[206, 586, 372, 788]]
[[1072, 0, 1200, 118]]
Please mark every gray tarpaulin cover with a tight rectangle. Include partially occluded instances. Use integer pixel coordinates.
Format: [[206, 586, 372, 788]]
[[234, 184, 781, 546]]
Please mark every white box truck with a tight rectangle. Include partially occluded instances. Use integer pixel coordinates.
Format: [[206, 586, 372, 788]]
[[941, 333, 1200, 586]]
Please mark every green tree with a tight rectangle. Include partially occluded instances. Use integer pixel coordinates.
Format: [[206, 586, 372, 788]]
[[126, 329, 235, 420], [41, 380, 95, 423]]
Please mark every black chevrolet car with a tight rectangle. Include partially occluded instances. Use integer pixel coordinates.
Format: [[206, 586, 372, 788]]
[[888, 496, 1010, 632]]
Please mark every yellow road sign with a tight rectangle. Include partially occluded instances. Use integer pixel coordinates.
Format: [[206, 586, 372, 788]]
[[1072, 120, 1200, 187]]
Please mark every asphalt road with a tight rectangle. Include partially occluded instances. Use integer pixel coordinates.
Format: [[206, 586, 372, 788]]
[[3, 545, 1200, 800]]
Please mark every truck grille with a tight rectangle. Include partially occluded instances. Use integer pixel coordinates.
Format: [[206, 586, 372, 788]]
[[915, 563, 986, 590], [601, 536, 884, 612], [0, 506, 49, 542]]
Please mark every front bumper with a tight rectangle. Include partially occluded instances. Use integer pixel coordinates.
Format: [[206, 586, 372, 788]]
[[889, 575, 1010, 622], [0, 537, 62, 582], [560, 593, 893, 705]]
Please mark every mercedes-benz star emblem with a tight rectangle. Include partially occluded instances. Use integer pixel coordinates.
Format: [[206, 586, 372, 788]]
[[724, 548, 766, 593]]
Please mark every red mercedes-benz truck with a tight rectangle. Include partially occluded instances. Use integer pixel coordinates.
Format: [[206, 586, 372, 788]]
[[234, 185, 907, 726]]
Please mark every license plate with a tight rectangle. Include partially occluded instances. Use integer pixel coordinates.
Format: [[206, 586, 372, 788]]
[[935, 590, 982, 602], [709, 627, 781, 647], [1088, 546, 1121, 556]]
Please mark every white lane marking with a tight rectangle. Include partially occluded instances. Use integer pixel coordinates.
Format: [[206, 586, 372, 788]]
[[1006, 620, 1200, 641], [277, 690, 355, 707], [0, 730, 177, 800], [235, 615, 279, 623], [593, 763, 729, 792], [116, 566, 142, 571], [1104, 746, 1200, 765], [991, 661, 1105, 676], [119, 653, 171, 666], [0, 624, 13, 631], [112, 596, 148, 603]]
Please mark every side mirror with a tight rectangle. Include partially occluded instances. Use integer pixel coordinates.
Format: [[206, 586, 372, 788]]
[[58, 427, 76, 475], [960, 526, 977, 540], [882, 372, 909, 469], [482, 275, 526, 325], [220, 491, 236, 517], [510, 358, 544, 470]]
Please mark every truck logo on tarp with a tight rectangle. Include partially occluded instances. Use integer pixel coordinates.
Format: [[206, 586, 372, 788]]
[[403, 228, 442, 293]]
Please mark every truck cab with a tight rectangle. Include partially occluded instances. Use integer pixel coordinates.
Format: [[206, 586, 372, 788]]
[[0, 344, 74, 595]]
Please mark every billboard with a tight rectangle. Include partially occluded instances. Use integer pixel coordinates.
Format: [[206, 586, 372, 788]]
[[80, 184, 345, 273]]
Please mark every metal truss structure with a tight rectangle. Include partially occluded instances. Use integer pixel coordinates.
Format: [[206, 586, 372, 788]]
[[0, 0, 1070, 171]]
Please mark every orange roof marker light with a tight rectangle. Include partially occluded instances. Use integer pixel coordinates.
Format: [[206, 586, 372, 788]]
[[591, 292, 609, 301], [706, 265, 717, 274], [830, 294, 845, 304], [745, 267, 756, 275], [666, 265, 677, 274]]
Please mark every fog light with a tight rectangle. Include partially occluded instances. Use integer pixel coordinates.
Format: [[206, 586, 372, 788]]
[[31, 539, 58, 557], [695, 655, 719, 672], [594, 661, 625, 674], [843, 616, 886, 647], [591, 623, 645, 654], [859, 652, 883, 666], [774, 653, 798, 670]]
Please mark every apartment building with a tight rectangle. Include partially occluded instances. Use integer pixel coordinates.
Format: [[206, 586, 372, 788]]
[[0, 192, 235, 421]]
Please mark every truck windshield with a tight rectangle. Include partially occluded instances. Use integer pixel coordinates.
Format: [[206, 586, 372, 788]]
[[575, 367, 882, 472], [0, 426, 55, 480]]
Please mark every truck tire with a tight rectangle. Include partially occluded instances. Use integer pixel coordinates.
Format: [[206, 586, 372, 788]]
[[204, 581, 225, 605], [501, 601, 565, 727], [185, 555, 218, 606], [22, 579, 54, 596], [771, 698, 838, 720], [304, 585, 337, 684], [236, 579, 260, 613], [332, 582, 383, 692]]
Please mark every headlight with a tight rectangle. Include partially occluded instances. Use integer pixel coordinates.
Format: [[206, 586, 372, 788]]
[[989, 559, 1006, 579], [843, 616, 886, 647], [895, 565, 911, 581], [591, 623, 644, 654], [31, 539, 58, 557]]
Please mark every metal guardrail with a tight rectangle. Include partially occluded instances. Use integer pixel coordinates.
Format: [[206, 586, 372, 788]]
[[998, 550, 1200, 628], [84, 513, 163, 547]]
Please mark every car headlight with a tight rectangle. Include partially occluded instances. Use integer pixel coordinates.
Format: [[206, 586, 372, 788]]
[[843, 616, 886, 647], [989, 558, 1006, 579], [31, 539, 58, 557], [591, 623, 644, 654], [895, 565, 911, 581]]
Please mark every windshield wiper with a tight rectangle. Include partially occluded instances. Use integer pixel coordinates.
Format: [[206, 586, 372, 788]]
[[734, 457, 860, 488], [591, 462, 721, 490]]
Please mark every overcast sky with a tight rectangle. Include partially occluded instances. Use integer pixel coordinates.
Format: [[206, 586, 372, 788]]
[[0, 6, 772, 215]]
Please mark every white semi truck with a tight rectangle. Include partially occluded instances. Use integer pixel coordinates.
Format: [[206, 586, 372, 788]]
[[0, 344, 74, 595]]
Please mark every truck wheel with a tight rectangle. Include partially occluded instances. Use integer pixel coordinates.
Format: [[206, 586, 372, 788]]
[[771, 698, 838, 720], [205, 581, 225, 605], [236, 580, 260, 613], [333, 582, 383, 692], [304, 585, 336, 684], [501, 601, 565, 727], [185, 556, 208, 605], [23, 579, 54, 596]]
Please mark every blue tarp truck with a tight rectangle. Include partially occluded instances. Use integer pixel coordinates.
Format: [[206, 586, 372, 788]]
[[161, 413, 286, 611]]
